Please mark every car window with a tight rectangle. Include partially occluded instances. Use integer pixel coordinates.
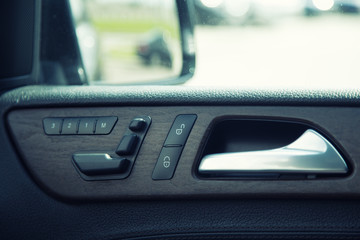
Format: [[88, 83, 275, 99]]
[[69, 0, 182, 84], [70, 0, 360, 88], [189, 0, 360, 89]]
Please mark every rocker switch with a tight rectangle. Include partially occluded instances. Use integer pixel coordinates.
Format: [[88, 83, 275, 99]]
[[116, 134, 138, 156]]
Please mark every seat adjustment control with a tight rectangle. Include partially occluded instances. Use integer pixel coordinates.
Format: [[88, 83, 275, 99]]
[[43, 116, 118, 135], [95, 117, 118, 134], [116, 134, 138, 155], [72, 116, 151, 181], [78, 118, 96, 134], [129, 118, 146, 131], [62, 118, 79, 135], [43, 118, 63, 135], [73, 153, 128, 176]]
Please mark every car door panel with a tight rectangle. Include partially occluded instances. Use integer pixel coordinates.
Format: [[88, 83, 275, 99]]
[[2, 85, 360, 239], [5, 103, 359, 200]]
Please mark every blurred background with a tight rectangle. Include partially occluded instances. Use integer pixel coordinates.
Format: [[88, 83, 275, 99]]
[[70, 0, 182, 84], [70, 0, 360, 88]]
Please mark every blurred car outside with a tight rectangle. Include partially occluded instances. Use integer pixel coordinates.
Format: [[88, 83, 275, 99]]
[[136, 29, 173, 69]]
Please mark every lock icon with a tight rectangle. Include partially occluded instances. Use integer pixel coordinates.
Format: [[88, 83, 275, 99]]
[[175, 124, 185, 135], [163, 156, 171, 168]]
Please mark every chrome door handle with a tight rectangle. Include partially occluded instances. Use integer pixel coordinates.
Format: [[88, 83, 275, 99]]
[[198, 129, 348, 176]]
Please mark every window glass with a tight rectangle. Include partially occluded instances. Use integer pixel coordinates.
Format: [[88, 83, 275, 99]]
[[71, 0, 360, 88], [70, 0, 182, 84], [188, 0, 360, 88]]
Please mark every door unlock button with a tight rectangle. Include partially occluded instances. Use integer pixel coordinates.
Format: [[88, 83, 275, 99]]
[[164, 114, 197, 146]]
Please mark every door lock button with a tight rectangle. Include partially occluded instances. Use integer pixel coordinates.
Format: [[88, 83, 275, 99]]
[[152, 146, 183, 180], [164, 114, 197, 146]]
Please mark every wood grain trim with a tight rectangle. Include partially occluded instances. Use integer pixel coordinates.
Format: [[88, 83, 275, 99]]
[[7, 106, 360, 200]]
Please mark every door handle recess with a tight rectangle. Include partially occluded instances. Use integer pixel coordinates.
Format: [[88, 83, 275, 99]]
[[198, 129, 348, 177]]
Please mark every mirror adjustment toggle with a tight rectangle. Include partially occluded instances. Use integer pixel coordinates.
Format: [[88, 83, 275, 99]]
[[152, 114, 197, 180], [43, 116, 118, 135]]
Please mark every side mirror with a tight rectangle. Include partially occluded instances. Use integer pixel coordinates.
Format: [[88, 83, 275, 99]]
[[68, 0, 196, 85], [0, 0, 196, 90]]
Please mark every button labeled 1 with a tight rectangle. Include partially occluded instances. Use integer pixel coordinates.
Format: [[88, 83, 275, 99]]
[[78, 118, 96, 134], [164, 114, 197, 146], [152, 147, 183, 180]]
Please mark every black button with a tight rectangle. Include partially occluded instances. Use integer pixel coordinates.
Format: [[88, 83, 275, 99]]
[[95, 117, 118, 134], [152, 146, 183, 180], [78, 118, 96, 134], [43, 118, 62, 135], [73, 153, 128, 176], [116, 134, 138, 156], [62, 118, 79, 135], [164, 114, 197, 146], [129, 118, 146, 131]]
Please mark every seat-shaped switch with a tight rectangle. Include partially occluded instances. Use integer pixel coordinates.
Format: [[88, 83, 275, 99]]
[[73, 153, 128, 176], [116, 134, 138, 156]]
